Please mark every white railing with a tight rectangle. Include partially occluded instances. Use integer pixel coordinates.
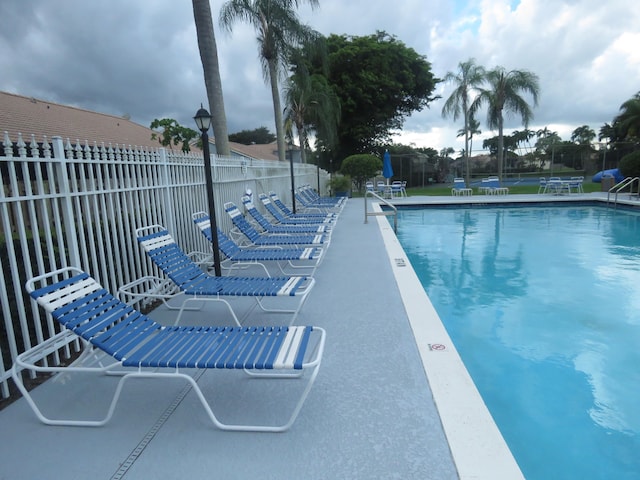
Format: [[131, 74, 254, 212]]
[[0, 132, 329, 399]]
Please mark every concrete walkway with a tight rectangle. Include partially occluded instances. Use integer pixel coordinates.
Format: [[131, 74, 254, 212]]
[[0, 198, 462, 480]]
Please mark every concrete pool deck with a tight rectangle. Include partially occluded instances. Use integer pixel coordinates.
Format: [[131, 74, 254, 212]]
[[1, 191, 633, 479]]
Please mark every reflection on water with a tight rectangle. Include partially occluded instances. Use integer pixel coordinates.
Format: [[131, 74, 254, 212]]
[[397, 205, 640, 480]]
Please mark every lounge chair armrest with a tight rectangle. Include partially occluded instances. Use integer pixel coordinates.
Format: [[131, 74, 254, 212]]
[[186, 250, 214, 266], [118, 276, 180, 305]]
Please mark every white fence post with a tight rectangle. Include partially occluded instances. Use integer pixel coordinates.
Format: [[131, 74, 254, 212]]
[[51, 136, 81, 268]]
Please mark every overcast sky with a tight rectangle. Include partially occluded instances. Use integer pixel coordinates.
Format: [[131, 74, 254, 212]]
[[1, 0, 638, 154]]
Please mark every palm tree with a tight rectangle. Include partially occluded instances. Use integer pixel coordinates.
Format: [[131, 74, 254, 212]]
[[442, 59, 486, 186], [613, 91, 640, 140], [192, 0, 230, 156], [456, 116, 482, 161], [219, 0, 320, 162], [283, 73, 340, 163], [471, 67, 540, 181]]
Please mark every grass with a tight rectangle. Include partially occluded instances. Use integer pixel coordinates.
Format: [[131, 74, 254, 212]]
[[406, 181, 602, 196], [350, 180, 604, 197]]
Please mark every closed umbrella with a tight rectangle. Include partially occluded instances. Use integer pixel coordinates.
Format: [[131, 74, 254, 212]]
[[382, 150, 393, 185]]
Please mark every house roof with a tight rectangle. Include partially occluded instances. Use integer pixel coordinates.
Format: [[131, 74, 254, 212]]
[[0, 91, 164, 149], [0, 91, 289, 161], [225, 140, 280, 161]]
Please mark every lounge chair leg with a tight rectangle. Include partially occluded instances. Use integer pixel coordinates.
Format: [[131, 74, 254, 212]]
[[175, 296, 241, 327]]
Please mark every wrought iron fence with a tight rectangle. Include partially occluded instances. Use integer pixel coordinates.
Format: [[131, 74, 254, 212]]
[[0, 132, 328, 399]]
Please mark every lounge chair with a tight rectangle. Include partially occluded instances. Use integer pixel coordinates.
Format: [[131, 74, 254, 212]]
[[241, 196, 332, 234], [193, 212, 324, 275], [119, 226, 315, 325], [295, 187, 344, 214], [225, 202, 329, 247], [299, 185, 346, 207], [478, 176, 508, 195], [12, 267, 325, 431], [451, 178, 473, 196], [268, 192, 336, 221], [258, 193, 334, 225]]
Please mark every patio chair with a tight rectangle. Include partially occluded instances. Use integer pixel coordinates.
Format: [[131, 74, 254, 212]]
[[391, 181, 403, 198], [568, 176, 584, 193], [258, 193, 334, 225], [119, 226, 315, 325], [12, 266, 325, 431], [268, 192, 336, 221], [365, 181, 375, 193], [538, 177, 548, 194], [241, 196, 331, 235], [193, 212, 324, 275], [225, 202, 329, 248]]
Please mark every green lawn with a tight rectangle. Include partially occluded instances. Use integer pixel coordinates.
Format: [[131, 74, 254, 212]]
[[405, 181, 602, 196]]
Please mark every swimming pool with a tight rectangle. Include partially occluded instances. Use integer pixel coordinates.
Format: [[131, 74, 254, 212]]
[[395, 204, 640, 479]]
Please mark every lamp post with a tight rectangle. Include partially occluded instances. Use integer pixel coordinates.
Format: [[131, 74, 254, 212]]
[[288, 140, 297, 214], [194, 104, 222, 276]]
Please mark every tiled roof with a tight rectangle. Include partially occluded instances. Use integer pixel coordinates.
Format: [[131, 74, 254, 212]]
[[0, 91, 290, 161], [0, 91, 163, 149], [226, 140, 280, 161]]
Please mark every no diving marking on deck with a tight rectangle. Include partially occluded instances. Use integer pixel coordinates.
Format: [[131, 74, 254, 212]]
[[428, 343, 446, 351]]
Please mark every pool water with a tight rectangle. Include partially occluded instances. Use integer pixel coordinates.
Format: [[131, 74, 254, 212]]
[[396, 205, 640, 479]]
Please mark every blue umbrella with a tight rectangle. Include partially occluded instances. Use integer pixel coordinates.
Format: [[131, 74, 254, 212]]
[[382, 150, 393, 184]]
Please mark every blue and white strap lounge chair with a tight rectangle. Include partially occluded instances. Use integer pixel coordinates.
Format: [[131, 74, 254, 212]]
[[268, 192, 336, 221], [258, 193, 334, 225], [451, 178, 473, 196], [225, 202, 329, 247], [241, 196, 331, 234], [119, 226, 315, 325], [12, 267, 325, 431], [299, 185, 346, 208], [193, 212, 324, 275], [295, 188, 343, 214]]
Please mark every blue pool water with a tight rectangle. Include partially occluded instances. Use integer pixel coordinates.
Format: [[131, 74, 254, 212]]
[[396, 205, 640, 479]]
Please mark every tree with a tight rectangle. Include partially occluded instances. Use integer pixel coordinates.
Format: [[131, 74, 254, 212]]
[[220, 0, 321, 162], [571, 125, 596, 145], [619, 150, 640, 178], [192, 0, 230, 156], [613, 91, 640, 141], [571, 125, 596, 170], [457, 116, 482, 167], [471, 67, 540, 181], [310, 32, 439, 166], [150, 118, 199, 153], [229, 127, 276, 145], [534, 127, 561, 169], [283, 65, 340, 163], [340, 154, 382, 192], [442, 58, 485, 186]]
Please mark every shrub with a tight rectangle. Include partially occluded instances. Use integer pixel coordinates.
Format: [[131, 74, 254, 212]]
[[329, 175, 352, 194], [340, 154, 382, 192], [619, 150, 640, 179]]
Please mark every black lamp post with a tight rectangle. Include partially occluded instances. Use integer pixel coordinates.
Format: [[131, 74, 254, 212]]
[[288, 140, 297, 214], [194, 105, 222, 277]]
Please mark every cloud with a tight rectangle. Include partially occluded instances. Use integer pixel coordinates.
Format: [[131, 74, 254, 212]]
[[1, 0, 638, 153]]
